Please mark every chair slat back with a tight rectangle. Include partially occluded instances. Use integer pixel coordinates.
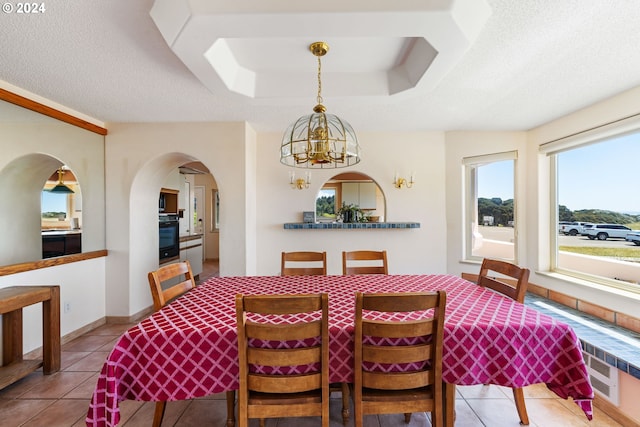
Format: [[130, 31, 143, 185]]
[[147, 261, 196, 311], [236, 293, 329, 395], [477, 258, 530, 303], [342, 250, 388, 275], [354, 291, 446, 392], [281, 251, 327, 276]]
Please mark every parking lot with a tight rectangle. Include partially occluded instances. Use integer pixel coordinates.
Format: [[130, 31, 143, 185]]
[[478, 226, 639, 249], [557, 234, 638, 248]]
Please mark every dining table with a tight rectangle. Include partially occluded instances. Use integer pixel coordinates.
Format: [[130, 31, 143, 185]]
[[86, 274, 593, 427]]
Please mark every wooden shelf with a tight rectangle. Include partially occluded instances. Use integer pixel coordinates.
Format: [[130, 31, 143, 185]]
[[0, 286, 60, 390]]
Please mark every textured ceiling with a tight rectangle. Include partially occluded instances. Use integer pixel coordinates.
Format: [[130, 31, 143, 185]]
[[1, 0, 640, 133]]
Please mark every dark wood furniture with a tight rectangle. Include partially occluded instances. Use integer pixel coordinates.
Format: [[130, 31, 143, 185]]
[[42, 232, 81, 258], [0, 286, 60, 390]]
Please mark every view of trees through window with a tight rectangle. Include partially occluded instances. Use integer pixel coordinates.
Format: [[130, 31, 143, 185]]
[[478, 197, 514, 227], [465, 154, 516, 262], [316, 190, 335, 217], [555, 134, 640, 285]]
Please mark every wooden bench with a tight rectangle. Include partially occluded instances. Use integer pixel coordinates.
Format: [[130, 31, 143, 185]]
[[0, 286, 60, 389]]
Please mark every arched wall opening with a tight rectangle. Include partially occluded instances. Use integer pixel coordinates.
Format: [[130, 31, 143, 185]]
[[0, 154, 91, 265], [128, 152, 220, 314]]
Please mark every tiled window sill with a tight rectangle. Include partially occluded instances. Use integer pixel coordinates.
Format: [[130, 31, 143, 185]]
[[526, 293, 640, 380]]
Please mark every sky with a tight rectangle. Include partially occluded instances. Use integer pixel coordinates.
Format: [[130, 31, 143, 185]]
[[478, 135, 640, 214], [41, 191, 67, 213]]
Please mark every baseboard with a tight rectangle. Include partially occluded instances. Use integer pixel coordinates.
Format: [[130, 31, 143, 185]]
[[106, 306, 153, 324], [594, 394, 640, 427], [23, 317, 107, 359], [23, 306, 153, 360]]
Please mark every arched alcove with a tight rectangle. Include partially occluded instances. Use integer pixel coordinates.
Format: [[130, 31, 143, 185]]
[[0, 154, 85, 264], [128, 153, 219, 311], [316, 172, 386, 222]]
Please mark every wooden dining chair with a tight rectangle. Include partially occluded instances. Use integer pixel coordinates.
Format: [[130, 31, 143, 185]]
[[235, 293, 330, 427], [465, 258, 531, 425], [148, 261, 235, 427], [342, 250, 388, 275], [280, 251, 349, 422], [353, 290, 447, 427], [281, 251, 327, 276]]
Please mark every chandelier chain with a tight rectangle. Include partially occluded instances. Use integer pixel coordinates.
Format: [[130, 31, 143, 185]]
[[316, 55, 323, 105]]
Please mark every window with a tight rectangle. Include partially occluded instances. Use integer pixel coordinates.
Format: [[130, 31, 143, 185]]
[[463, 151, 517, 262], [546, 131, 640, 289]]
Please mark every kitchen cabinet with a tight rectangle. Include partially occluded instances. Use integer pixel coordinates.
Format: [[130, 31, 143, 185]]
[[42, 232, 81, 258], [180, 235, 203, 277], [342, 182, 376, 209], [159, 188, 179, 214]]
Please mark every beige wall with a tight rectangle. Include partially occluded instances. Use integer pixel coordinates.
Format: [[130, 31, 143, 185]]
[[104, 122, 255, 316], [0, 92, 107, 356], [256, 131, 448, 276], [2, 79, 640, 381]]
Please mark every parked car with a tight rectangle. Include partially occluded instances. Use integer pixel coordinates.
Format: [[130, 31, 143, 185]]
[[626, 231, 640, 246], [560, 221, 591, 236], [558, 221, 572, 234], [584, 224, 633, 240], [580, 223, 595, 236]]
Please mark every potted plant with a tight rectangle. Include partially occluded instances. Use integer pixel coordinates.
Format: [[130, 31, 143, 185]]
[[337, 202, 369, 223]]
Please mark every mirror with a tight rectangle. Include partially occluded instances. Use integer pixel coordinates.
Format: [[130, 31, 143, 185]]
[[316, 172, 386, 222], [0, 93, 106, 266]]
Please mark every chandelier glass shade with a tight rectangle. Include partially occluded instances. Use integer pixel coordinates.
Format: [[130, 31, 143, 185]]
[[280, 42, 361, 169]]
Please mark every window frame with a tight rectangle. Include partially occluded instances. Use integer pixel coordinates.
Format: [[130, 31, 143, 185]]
[[463, 150, 519, 263], [541, 115, 640, 293]]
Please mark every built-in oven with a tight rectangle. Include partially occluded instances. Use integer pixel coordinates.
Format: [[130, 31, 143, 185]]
[[159, 214, 179, 261]]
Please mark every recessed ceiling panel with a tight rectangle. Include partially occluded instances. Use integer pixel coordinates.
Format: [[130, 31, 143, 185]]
[[151, 0, 491, 99]]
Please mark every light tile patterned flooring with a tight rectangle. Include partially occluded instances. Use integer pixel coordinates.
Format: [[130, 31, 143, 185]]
[[0, 261, 625, 426]]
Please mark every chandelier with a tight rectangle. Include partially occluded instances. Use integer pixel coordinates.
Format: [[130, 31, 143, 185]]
[[280, 42, 361, 169], [48, 168, 75, 194]]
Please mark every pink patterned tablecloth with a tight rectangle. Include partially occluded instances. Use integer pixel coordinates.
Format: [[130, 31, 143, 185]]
[[86, 274, 593, 426]]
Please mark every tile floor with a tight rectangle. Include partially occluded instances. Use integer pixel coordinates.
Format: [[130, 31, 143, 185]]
[[0, 261, 625, 426]]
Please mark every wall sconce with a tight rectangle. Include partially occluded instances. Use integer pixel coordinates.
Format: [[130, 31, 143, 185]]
[[289, 171, 311, 190], [393, 171, 415, 189]]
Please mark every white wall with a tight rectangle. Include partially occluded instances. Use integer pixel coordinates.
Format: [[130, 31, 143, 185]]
[[0, 97, 106, 356], [0, 256, 107, 356], [0, 122, 106, 264], [4, 81, 640, 346], [445, 130, 529, 273], [256, 131, 448, 276], [104, 122, 256, 316]]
